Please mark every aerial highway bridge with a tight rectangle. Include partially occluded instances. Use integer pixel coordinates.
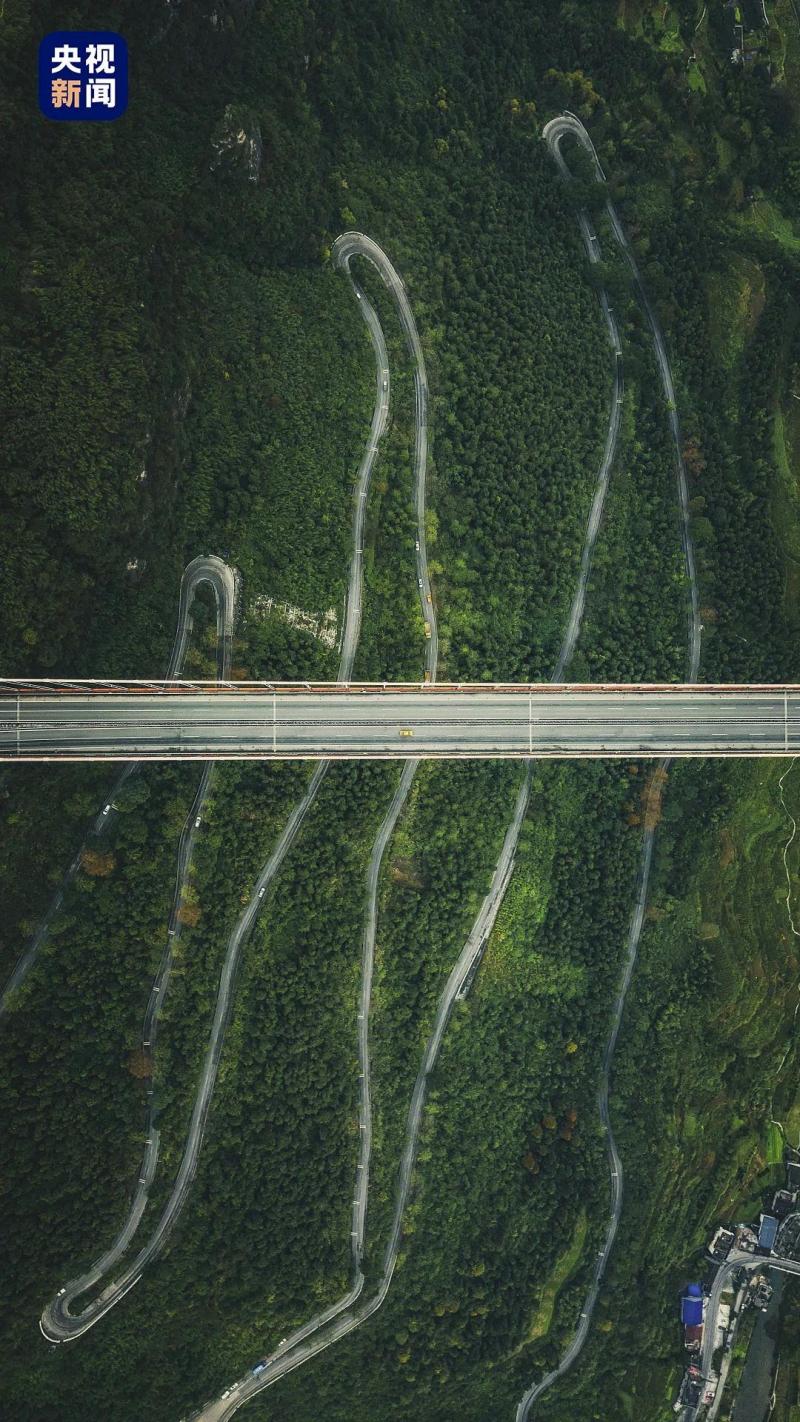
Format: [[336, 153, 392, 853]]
[[2, 680, 800, 760]]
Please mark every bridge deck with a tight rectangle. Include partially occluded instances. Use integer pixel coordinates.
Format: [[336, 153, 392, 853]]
[[1, 683, 799, 760]]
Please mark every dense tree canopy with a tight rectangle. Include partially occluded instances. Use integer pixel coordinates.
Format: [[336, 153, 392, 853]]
[[3, 1, 800, 1420]]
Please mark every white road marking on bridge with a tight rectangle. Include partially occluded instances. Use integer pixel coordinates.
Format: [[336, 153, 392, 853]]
[[273, 691, 277, 756], [786, 690, 789, 752], [529, 692, 532, 755], [16, 695, 20, 757]]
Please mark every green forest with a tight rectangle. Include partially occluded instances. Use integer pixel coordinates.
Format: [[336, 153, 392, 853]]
[[3, 1, 800, 1421]]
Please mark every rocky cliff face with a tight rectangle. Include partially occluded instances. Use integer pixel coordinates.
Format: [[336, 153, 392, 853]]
[[210, 103, 262, 183]]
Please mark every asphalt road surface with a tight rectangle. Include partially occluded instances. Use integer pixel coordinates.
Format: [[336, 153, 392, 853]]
[[5, 687, 800, 761], [40, 232, 439, 1359], [544, 111, 701, 680], [1, 555, 237, 1020], [517, 113, 703, 1422], [333, 232, 439, 677], [38, 555, 238, 1342], [188, 233, 440, 1422], [187, 177, 625, 1417], [190, 238, 439, 1419], [681, 1250, 800, 1422], [190, 168, 655, 1417], [37, 232, 390, 1341]]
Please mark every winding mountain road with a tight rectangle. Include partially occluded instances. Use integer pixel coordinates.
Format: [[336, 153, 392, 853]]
[[39, 238, 398, 1342], [329, 233, 438, 1321], [544, 112, 701, 679], [191, 155, 625, 1421], [333, 233, 438, 677], [0, 556, 236, 1022], [191, 234, 438, 1421], [39, 555, 238, 1341], [41, 234, 438, 1366], [514, 114, 701, 1421], [29, 125, 697, 1419]]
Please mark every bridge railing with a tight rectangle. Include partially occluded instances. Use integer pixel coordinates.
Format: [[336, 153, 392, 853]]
[[3, 681, 800, 697]]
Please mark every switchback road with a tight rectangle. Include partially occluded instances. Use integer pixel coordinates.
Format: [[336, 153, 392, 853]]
[[1, 555, 237, 1018], [40, 233, 439, 1362], [333, 232, 438, 675], [517, 114, 702, 1422], [38, 232, 403, 1341], [191, 236, 438, 1418], [192, 130, 629, 1419], [543, 111, 701, 680], [39, 554, 238, 1341]]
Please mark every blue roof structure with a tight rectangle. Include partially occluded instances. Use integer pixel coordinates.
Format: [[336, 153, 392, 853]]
[[681, 1285, 703, 1326], [758, 1214, 778, 1251]]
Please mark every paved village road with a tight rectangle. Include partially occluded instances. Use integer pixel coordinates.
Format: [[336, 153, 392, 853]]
[[683, 1250, 800, 1422]]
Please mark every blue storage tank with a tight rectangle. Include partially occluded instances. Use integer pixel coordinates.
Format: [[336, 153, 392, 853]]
[[681, 1283, 703, 1326]]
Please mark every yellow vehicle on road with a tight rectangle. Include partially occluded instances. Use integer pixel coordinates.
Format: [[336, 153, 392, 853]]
[[399, 728, 414, 738]]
